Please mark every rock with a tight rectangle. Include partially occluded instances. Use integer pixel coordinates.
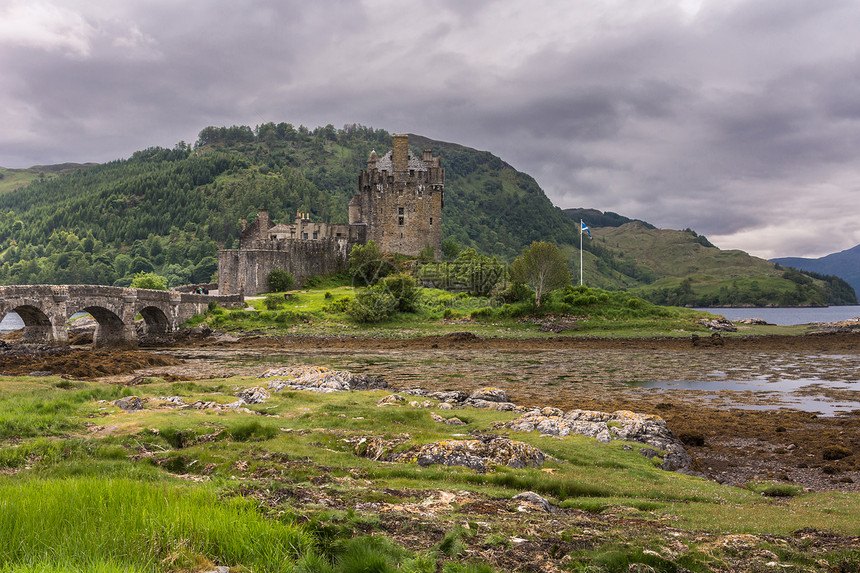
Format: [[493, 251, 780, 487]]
[[258, 365, 386, 392], [114, 396, 144, 411], [377, 394, 407, 406], [235, 386, 270, 404], [429, 390, 469, 403], [512, 491, 557, 513], [735, 318, 770, 325], [431, 412, 466, 425], [502, 408, 694, 472], [697, 318, 737, 332], [27, 370, 53, 377], [410, 437, 549, 473], [469, 387, 509, 403], [466, 398, 519, 411]]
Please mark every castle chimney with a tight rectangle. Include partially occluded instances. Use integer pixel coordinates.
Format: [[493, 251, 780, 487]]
[[392, 134, 409, 173], [423, 149, 433, 162]]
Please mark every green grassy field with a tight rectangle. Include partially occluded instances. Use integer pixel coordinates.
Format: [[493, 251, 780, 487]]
[[1, 372, 857, 572], [189, 282, 804, 340]]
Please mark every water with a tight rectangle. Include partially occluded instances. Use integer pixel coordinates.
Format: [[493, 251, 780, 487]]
[[0, 312, 24, 333], [693, 305, 860, 326], [1, 311, 89, 333], [630, 378, 860, 416]]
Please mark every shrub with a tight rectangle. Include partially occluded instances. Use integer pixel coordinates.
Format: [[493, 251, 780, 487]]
[[496, 281, 534, 304], [380, 274, 419, 312], [349, 241, 393, 285], [322, 296, 352, 314], [347, 287, 397, 323], [469, 307, 493, 320], [268, 269, 295, 292], [275, 310, 307, 323], [263, 293, 283, 310], [207, 300, 218, 311]]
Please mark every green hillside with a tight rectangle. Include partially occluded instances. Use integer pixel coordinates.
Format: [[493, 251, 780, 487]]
[[583, 222, 856, 306], [0, 123, 853, 305]]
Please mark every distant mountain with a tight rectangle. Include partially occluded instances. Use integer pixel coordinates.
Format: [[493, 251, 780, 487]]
[[773, 245, 860, 298]]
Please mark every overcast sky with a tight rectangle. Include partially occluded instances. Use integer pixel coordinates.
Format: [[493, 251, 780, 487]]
[[2, 0, 859, 259]]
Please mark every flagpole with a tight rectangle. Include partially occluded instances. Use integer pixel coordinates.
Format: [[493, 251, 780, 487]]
[[580, 219, 584, 286]]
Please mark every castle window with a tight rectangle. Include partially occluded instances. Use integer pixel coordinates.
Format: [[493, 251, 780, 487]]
[[303, 233, 308, 239], [398, 207, 404, 226], [313, 231, 318, 240], [409, 169, 414, 177], [430, 217, 433, 225]]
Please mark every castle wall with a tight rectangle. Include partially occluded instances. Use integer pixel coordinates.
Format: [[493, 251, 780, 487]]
[[218, 238, 353, 295]]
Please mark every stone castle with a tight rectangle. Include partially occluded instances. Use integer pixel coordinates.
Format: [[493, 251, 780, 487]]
[[218, 134, 444, 295]]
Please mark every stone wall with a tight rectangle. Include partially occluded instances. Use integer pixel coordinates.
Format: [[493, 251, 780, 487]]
[[218, 238, 353, 295]]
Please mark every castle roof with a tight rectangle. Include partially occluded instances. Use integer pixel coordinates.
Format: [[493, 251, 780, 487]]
[[374, 150, 429, 172]]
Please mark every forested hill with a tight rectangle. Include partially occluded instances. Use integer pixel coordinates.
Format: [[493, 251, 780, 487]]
[[0, 123, 853, 305], [0, 124, 582, 287]]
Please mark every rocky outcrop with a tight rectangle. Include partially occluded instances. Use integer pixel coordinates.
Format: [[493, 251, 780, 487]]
[[387, 386, 695, 473], [698, 318, 737, 332], [503, 409, 693, 472], [260, 365, 387, 393], [396, 436, 551, 474]]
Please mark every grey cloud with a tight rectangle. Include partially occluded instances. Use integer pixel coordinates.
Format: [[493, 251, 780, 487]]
[[2, 0, 859, 258]]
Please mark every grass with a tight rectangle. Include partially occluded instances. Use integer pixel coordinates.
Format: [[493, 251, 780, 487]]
[[0, 477, 313, 572], [2, 371, 858, 571], [188, 283, 797, 340]]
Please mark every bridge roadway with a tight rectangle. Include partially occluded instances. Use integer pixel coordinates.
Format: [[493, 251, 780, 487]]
[[0, 285, 244, 347]]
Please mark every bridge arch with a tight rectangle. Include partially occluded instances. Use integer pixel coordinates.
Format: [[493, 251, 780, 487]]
[[1, 304, 55, 343], [138, 305, 171, 336]]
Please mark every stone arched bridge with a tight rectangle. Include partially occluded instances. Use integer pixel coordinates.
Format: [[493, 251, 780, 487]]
[[0, 285, 244, 347]]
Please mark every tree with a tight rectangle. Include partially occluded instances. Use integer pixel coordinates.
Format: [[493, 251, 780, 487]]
[[131, 271, 168, 290], [441, 237, 461, 261], [509, 241, 570, 308], [348, 240, 392, 285]]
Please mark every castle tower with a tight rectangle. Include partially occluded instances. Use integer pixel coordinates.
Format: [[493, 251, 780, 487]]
[[354, 134, 444, 258]]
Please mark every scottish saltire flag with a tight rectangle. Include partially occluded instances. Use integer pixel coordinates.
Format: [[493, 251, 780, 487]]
[[581, 221, 592, 239]]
